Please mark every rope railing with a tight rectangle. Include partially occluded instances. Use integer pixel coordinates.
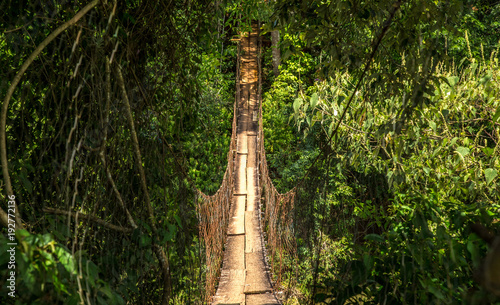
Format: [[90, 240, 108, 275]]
[[195, 38, 241, 302]]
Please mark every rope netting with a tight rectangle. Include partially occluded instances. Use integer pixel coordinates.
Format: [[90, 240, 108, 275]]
[[195, 170, 233, 300], [195, 39, 240, 301]]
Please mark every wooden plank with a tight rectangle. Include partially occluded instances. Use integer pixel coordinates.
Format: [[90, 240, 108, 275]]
[[246, 293, 279, 305], [246, 195, 258, 212], [237, 130, 248, 154], [244, 251, 272, 295], [224, 235, 245, 270], [245, 211, 262, 254], [234, 154, 247, 195], [246, 167, 257, 197], [244, 209, 272, 295], [247, 136, 257, 166], [228, 196, 246, 235], [213, 269, 245, 305], [214, 235, 246, 304]]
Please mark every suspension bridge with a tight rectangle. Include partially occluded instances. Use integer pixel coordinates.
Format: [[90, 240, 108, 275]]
[[195, 23, 297, 304]]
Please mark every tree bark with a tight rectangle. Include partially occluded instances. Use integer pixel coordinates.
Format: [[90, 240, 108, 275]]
[[271, 30, 281, 77]]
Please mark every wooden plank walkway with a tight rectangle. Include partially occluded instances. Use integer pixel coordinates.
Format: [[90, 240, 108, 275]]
[[212, 25, 280, 305]]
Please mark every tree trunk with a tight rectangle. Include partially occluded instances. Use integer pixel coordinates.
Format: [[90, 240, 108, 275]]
[[271, 30, 280, 77]]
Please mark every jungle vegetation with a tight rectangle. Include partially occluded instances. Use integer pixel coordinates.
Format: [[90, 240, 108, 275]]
[[1, 0, 499, 304]]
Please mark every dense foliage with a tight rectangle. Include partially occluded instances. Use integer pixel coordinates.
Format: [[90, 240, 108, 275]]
[[0, 0, 242, 303], [260, 0, 500, 304]]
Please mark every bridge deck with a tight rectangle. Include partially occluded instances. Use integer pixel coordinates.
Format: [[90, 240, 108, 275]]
[[212, 25, 279, 305]]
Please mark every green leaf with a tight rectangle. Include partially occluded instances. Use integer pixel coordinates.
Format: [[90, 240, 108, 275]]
[[66, 294, 81, 305], [173, 215, 183, 229], [140, 235, 151, 247], [479, 73, 492, 85], [482, 147, 494, 157], [492, 106, 500, 123], [431, 147, 442, 158], [450, 137, 459, 146], [310, 93, 319, 109], [429, 121, 436, 132], [428, 284, 445, 300], [24, 267, 37, 293], [86, 260, 99, 287], [19, 173, 33, 194], [365, 234, 384, 243], [55, 246, 76, 275], [16, 229, 31, 239], [314, 293, 327, 302], [423, 167, 430, 175], [363, 254, 374, 270], [293, 97, 302, 113], [446, 76, 459, 88], [485, 168, 498, 185], [456, 146, 469, 157]]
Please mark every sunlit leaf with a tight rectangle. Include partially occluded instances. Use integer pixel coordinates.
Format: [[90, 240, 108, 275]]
[[485, 168, 498, 185], [293, 97, 302, 113], [456, 146, 469, 157], [310, 92, 319, 109]]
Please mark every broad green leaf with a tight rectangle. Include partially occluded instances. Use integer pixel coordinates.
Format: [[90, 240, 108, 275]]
[[310, 93, 319, 109], [16, 229, 31, 239], [363, 254, 374, 270], [314, 293, 327, 302], [431, 147, 442, 158], [446, 76, 459, 88], [19, 173, 33, 194], [456, 146, 469, 157], [429, 121, 436, 132], [66, 295, 81, 305], [423, 167, 430, 175], [24, 268, 36, 293], [174, 214, 183, 229], [482, 147, 494, 157], [86, 260, 99, 286], [100, 284, 114, 300], [55, 246, 76, 275], [485, 168, 498, 185], [293, 97, 302, 113]]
